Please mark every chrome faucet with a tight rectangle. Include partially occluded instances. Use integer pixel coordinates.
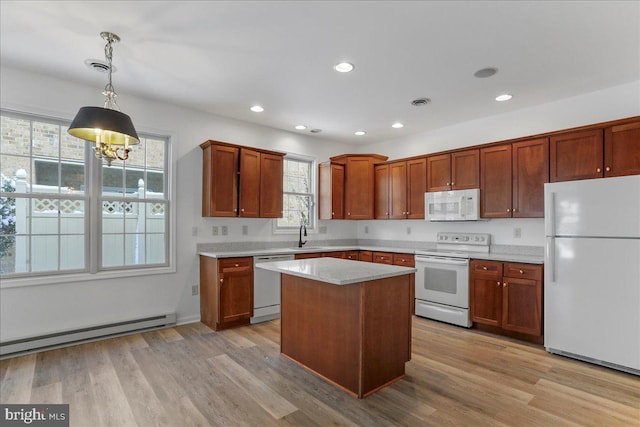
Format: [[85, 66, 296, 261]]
[[298, 224, 307, 248]]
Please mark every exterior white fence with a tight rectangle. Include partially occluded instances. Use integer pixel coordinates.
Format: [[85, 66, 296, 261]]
[[6, 170, 165, 274]]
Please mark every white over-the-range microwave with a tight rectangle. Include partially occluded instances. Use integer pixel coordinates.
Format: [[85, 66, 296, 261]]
[[424, 188, 480, 221]]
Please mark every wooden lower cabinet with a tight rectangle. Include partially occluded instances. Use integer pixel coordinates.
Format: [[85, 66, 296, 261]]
[[359, 251, 373, 263], [200, 256, 253, 331], [470, 260, 543, 340]]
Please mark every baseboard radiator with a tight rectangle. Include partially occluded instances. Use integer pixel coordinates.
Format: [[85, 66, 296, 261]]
[[0, 313, 177, 358]]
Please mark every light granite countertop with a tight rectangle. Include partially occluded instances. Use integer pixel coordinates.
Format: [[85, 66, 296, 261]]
[[255, 257, 417, 285], [199, 245, 544, 264]]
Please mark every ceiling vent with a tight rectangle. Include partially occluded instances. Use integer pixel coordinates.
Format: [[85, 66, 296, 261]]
[[84, 59, 115, 73], [411, 98, 431, 107], [309, 128, 322, 133]]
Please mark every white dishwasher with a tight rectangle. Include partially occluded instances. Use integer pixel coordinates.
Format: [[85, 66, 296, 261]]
[[252, 254, 295, 324]]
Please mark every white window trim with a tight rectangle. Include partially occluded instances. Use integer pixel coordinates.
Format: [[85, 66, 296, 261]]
[[272, 153, 318, 235], [0, 109, 176, 287]]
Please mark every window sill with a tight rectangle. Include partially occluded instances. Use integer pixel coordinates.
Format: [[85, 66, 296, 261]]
[[0, 265, 176, 289]]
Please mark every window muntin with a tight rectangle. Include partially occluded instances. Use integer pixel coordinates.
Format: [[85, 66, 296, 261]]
[[0, 111, 170, 278], [276, 156, 315, 230]]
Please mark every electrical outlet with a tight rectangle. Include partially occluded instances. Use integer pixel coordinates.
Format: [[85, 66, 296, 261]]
[[242, 225, 248, 235], [364, 225, 369, 234], [222, 225, 228, 236], [514, 227, 522, 238], [192, 285, 199, 296], [319, 226, 327, 234], [212, 226, 218, 236], [191, 226, 198, 236], [406, 226, 411, 235]]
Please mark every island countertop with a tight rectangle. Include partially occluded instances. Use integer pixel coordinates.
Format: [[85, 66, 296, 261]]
[[255, 257, 416, 285]]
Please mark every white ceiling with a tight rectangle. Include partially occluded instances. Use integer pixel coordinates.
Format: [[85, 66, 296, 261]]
[[1, 1, 639, 144]]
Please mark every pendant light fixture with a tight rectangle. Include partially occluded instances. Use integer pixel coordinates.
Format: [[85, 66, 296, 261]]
[[68, 32, 139, 166]]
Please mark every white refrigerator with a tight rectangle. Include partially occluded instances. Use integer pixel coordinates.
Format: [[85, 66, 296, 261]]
[[545, 175, 640, 375]]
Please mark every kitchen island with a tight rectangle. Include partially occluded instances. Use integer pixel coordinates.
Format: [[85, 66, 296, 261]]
[[256, 257, 416, 398]]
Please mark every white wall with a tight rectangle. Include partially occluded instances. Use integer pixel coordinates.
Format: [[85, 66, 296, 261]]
[[0, 65, 358, 341], [1, 64, 638, 342]]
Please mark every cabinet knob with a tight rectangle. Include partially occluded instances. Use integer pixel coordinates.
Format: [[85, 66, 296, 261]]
[[332, 212, 335, 215], [235, 264, 239, 267], [241, 208, 245, 212], [503, 282, 507, 287], [446, 182, 451, 186], [407, 211, 410, 215], [386, 212, 389, 216], [497, 281, 501, 286], [507, 208, 511, 212], [596, 168, 601, 173], [220, 278, 223, 283], [605, 166, 611, 172], [483, 266, 488, 270], [348, 212, 351, 216], [519, 269, 524, 274], [451, 182, 455, 186], [513, 208, 518, 212]]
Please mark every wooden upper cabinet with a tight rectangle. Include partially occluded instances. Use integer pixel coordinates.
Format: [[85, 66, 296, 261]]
[[426, 154, 451, 192], [389, 161, 408, 219], [239, 148, 261, 217], [427, 150, 479, 192], [259, 152, 283, 218], [512, 138, 549, 218], [550, 129, 604, 182], [480, 144, 512, 218], [374, 164, 390, 219], [451, 149, 480, 190], [319, 162, 345, 219], [604, 120, 640, 177], [201, 142, 239, 217], [406, 157, 427, 219], [330, 154, 387, 220]]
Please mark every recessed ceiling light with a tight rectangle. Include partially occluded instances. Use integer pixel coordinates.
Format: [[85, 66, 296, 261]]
[[392, 122, 404, 129], [250, 105, 264, 112], [474, 67, 498, 78], [495, 94, 513, 102], [411, 98, 431, 107], [334, 62, 355, 73], [354, 131, 366, 136], [310, 128, 322, 133], [295, 125, 307, 130]]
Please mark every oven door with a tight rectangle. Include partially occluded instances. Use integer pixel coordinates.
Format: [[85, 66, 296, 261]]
[[415, 256, 469, 308]]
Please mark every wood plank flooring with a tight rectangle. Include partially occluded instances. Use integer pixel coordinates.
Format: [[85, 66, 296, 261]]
[[1, 317, 638, 426]]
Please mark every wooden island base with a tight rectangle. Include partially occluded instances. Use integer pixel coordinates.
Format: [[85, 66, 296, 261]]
[[280, 273, 412, 398]]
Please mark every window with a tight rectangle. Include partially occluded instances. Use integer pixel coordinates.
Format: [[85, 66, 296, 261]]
[[0, 110, 170, 279], [276, 156, 315, 230]]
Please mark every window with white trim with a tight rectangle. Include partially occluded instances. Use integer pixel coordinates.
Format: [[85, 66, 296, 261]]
[[276, 156, 315, 230], [0, 110, 170, 277]]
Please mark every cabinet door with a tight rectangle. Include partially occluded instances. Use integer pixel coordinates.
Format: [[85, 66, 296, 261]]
[[470, 260, 503, 327], [319, 163, 345, 220], [480, 144, 512, 218], [427, 154, 451, 192], [345, 157, 375, 219], [451, 149, 480, 190], [550, 129, 604, 182], [502, 277, 542, 336], [406, 157, 427, 219], [239, 148, 261, 217], [512, 138, 549, 218], [389, 161, 408, 219], [202, 144, 238, 217], [219, 270, 253, 323], [604, 121, 640, 177], [259, 153, 283, 218], [374, 164, 390, 219]]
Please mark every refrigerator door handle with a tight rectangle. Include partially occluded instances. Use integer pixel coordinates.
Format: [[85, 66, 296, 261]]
[[545, 191, 555, 237], [546, 237, 556, 283]]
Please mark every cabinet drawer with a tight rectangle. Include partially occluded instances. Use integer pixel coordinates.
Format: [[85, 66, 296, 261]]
[[471, 260, 502, 276], [345, 251, 359, 261], [323, 251, 347, 259], [359, 251, 373, 263], [218, 257, 253, 272], [373, 252, 393, 264], [392, 253, 415, 267], [504, 263, 542, 280]]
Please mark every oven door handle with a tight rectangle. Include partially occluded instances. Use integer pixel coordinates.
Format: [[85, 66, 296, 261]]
[[415, 257, 469, 266]]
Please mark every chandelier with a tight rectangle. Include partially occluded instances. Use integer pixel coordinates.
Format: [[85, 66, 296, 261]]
[[68, 32, 139, 166]]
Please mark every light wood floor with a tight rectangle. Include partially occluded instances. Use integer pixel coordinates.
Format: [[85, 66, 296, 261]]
[[1, 317, 639, 426]]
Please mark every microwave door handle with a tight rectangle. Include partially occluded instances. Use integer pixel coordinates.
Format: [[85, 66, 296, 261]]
[[459, 196, 466, 218]]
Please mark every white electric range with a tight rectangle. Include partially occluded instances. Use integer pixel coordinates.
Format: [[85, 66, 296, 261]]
[[414, 232, 491, 327]]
